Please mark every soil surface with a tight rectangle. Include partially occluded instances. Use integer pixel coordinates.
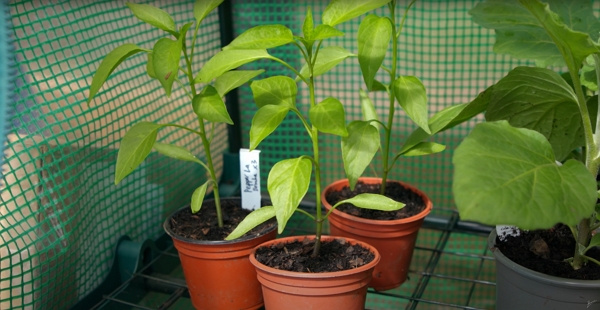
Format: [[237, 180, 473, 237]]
[[255, 237, 375, 273], [325, 181, 426, 220], [169, 199, 276, 241], [496, 224, 600, 280]]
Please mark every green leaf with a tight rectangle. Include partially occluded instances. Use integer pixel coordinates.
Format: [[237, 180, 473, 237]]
[[225, 206, 276, 240], [322, 0, 392, 26], [336, 193, 404, 211], [153, 141, 203, 165], [126, 2, 177, 36], [358, 14, 392, 91], [453, 121, 597, 230], [400, 142, 446, 157], [190, 182, 209, 213], [152, 38, 181, 97], [193, 0, 224, 24], [223, 25, 294, 50], [485, 66, 582, 161], [250, 76, 297, 108], [371, 79, 387, 92], [146, 53, 156, 79], [393, 76, 430, 134], [268, 157, 312, 233], [192, 85, 233, 124], [586, 234, 600, 252], [313, 25, 345, 41], [342, 121, 380, 190], [115, 122, 164, 184], [359, 89, 380, 131], [309, 97, 348, 136], [303, 7, 314, 40], [298, 46, 355, 80], [581, 55, 598, 92], [196, 49, 275, 83], [250, 105, 289, 150], [470, 0, 600, 68], [88, 44, 144, 104], [214, 70, 264, 97]]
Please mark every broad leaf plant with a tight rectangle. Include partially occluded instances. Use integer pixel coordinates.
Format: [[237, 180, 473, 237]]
[[453, 0, 600, 270]]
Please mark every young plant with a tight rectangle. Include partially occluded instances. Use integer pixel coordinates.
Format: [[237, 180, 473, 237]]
[[453, 0, 600, 270], [217, 1, 411, 256], [87, 1, 263, 228]]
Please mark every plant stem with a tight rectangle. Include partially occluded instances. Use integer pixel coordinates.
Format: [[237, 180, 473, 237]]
[[573, 218, 591, 269], [381, 1, 398, 195]]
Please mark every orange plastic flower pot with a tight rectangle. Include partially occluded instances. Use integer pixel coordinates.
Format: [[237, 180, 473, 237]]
[[250, 235, 380, 310], [164, 200, 277, 310], [322, 178, 432, 291]]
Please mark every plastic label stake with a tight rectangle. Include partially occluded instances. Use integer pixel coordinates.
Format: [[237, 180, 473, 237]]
[[240, 148, 261, 210]]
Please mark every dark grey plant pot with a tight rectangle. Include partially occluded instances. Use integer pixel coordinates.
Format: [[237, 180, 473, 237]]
[[489, 230, 600, 309]]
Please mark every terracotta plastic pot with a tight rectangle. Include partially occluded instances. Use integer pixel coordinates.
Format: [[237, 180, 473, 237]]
[[250, 235, 380, 310], [164, 198, 277, 310], [489, 229, 600, 309], [322, 177, 432, 291]]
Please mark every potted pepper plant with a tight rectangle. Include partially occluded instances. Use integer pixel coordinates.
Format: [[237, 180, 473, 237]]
[[453, 0, 600, 308], [86, 1, 277, 310], [197, 1, 410, 309]]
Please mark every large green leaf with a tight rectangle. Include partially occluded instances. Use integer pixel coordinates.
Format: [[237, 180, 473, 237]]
[[214, 70, 264, 97], [88, 44, 144, 104], [393, 76, 430, 134], [224, 25, 294, 50], [358, 14, 391, 91], [453, 121, 597, 230], [298, 46, 355, 80], [146, 53, 156, 79], [309, 97, 348, 137], [250, 76, 297, 108], [322, 0, 392, 26], [313, 25, 345, 41], [115, 122, 164, 184], [152, 22, 190, 97], [485, 66, 581, 161], [470, 0, 600, 68], [126, 2, 177, 36], [190, 181, 209, 213], [225, 206, 276, 240], [359, 89, 380, 131], [196, 49, 275, 83], [193, 0, 223, 24], [250, 105, 289, 150], [153, 141, 203, 165], [268, 157, 312, 233], [335, 194, 404, 211], [342, 121, 380, 190], [192, 85, 233, 124]]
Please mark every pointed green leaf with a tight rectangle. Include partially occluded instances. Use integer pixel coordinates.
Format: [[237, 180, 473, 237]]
[[190, 182, 209, 213], [153, 141, 203, 165], [115, 122, 164, 184], [309, 97, 348, 136], [192, 85, 233, 124], [453, 121, 597, 230], [224, 25, 294, 50], [359, 89, 380, 131], [193, 0, 223, 24], [88, 44, 144, 104], [268, 157, 312, 233], [358, 14, 392, 91], [197, 49, 275, 83], [485, 66, 581, 161], [322, 0, 392, 26], [336, 193, 404, 211], [313, 24, 344, 41], [303, 7, 314, 40], [225, 206, 276, 240], [298, 46, 355, 80], [126, 2, 177, 36], [393, 76, 430, 134], [146, 53, 156, 79], [400, 142, 445, 157], [250, 105, 289, 150], [371, 79, 387, 92], [214, 70, 264, 97], [587, 234, 600, 252], [250, 76, 297, 108], [342, 121, 380, 190], [152, 36, 183, 97]]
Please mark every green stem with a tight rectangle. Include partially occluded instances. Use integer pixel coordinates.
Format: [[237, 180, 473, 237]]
[[175, 78, 193, 100], [291, 109, 314, 138], [198, 115, 223, 227], [583, 254, 600, 267], [307, 74, 323, 258], [593, 54, 600, 149], [573, 218, 591, 270], [270, 57, 309, 84], [295, 208, 316, 221]]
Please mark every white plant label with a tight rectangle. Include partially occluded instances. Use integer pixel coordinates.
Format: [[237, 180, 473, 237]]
[[240, 148, 261, 210], [496, 225, 520, 242]]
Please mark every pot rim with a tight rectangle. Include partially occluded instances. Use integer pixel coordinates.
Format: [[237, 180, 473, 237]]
[[163, 197, 277, 245], [322, 177, 433, 225], [488, 229, 600, 287], [250, 235, 381, 278]]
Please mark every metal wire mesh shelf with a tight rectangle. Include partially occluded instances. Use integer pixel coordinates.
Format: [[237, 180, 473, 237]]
[[77, 206, 495, 310]]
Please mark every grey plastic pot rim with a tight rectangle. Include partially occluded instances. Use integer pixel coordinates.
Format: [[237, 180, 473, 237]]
[[488, 229, 600, 288]]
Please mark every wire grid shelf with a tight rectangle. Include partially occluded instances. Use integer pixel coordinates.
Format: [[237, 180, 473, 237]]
[[83, 205, 495, 310]]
